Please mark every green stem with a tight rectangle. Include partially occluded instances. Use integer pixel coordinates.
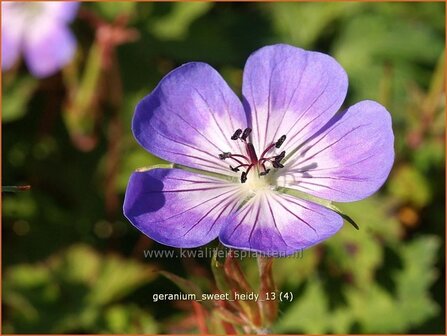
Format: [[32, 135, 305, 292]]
[[2, 185, 31, 192], [257, 256, 278, 330]]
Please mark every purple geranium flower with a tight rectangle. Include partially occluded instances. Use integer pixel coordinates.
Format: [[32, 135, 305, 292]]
[[2, 2, 79, 78], [124, 44, 394, 256]]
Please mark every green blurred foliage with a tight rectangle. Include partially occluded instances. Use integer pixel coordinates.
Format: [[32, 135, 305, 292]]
[[2, 74, 37, 122], [149, 2, 213, 40], [2, 2, 445, 334], [3, 245, 158, 333]]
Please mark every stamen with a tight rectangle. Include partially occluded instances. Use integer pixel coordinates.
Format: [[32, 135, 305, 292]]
[[271, 150, 286, 168], [219, 152, 250, 165], [231, 163, 251, 172], [241, 128, 252, 141], [276, 150, 286, 161], [275, 135, 286, 148], [240, 164, 254, 183], [259, 169, 270, 176], [228, 157, 245, 166], [259, 143, 276, 160], [219, 152, 231, 160], [229, 154, 250, 161], [220, 128, 287, 183], [259, 157, 271, 164], [231, 129, 243, 140], [272, 161, 284, 169]]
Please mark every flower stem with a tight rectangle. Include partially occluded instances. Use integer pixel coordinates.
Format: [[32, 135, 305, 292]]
[[257, 256, 278, 329]]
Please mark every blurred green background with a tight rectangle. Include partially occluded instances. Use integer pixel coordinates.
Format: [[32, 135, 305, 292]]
[[2, 2, 445, 334]]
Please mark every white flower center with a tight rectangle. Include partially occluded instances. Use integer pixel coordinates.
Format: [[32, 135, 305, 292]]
[[240, 167, 277, 195]]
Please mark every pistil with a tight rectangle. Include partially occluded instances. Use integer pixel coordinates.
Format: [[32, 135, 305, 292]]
[[218, 128, 287, 183]]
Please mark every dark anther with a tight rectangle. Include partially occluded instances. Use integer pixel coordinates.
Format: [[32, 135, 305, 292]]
[[275, 151, 286, 161], [271, 151, 286, 169], [231, 129, 243, 140], [275, 135, 286, 148], [272, 161, 284, 169], [259, 169, 271, 176], [241, 128, 252, 141], [230, 165, 240, 172], [241, 172, 248, 183], [219, 152, 231, 160]]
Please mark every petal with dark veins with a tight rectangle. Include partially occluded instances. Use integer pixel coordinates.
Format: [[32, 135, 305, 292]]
[[278, 100, 394, 202], [219, 191, 343, 256], [242, 44, 348, 158], [124, 168, 243, 248], [133, 62, 248, 176]]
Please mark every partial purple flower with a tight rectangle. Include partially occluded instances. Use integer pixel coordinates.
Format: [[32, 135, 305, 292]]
[[124, 44, 394, 256], [2, 2, 79, 78]]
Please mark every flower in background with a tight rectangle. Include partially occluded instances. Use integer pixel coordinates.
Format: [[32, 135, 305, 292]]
[[2, 2, 79, 78], [124, 44, 394, 256]]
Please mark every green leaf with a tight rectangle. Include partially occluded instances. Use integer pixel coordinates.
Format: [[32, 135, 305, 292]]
[[86, 252, 156, 306], [275, 277, 329, 334], [150, 2, 213, 40], [275, 236, 440, 333], [264, 249, 317, 288], [93, 2, 136, 21], [63, 43, 102, 141], [103, 305, 158, 334], [388, 165, 431, 207], [344, 236, 440, 333], [337, 196, 402, 240], [2, 75, 37, 122], [345, 283, 405, 332], [334, 11, 444, 108], [3, 244, 157, 333], [159, 271, 203, 299], [325, 197, 402, 286], [211, 244, 232, 293], [116, 148, 168, 192], [329, 204, 359, 230], [2, 192, 38, 219], [268, 2, 361, 48], [394, 236, 440, 327]]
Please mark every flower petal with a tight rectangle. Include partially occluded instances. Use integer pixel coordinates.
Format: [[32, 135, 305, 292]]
[[1, 29, 21, 71], [42, 2, 80, 22], [1, 3, 27, 71], [133, 63, 247, 175], [219, 191, 343, 256], [23, 21, 76, 78], [242, 44, 348, 156], [279, 100, 394, 202], [124, 168, 243, 248]]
